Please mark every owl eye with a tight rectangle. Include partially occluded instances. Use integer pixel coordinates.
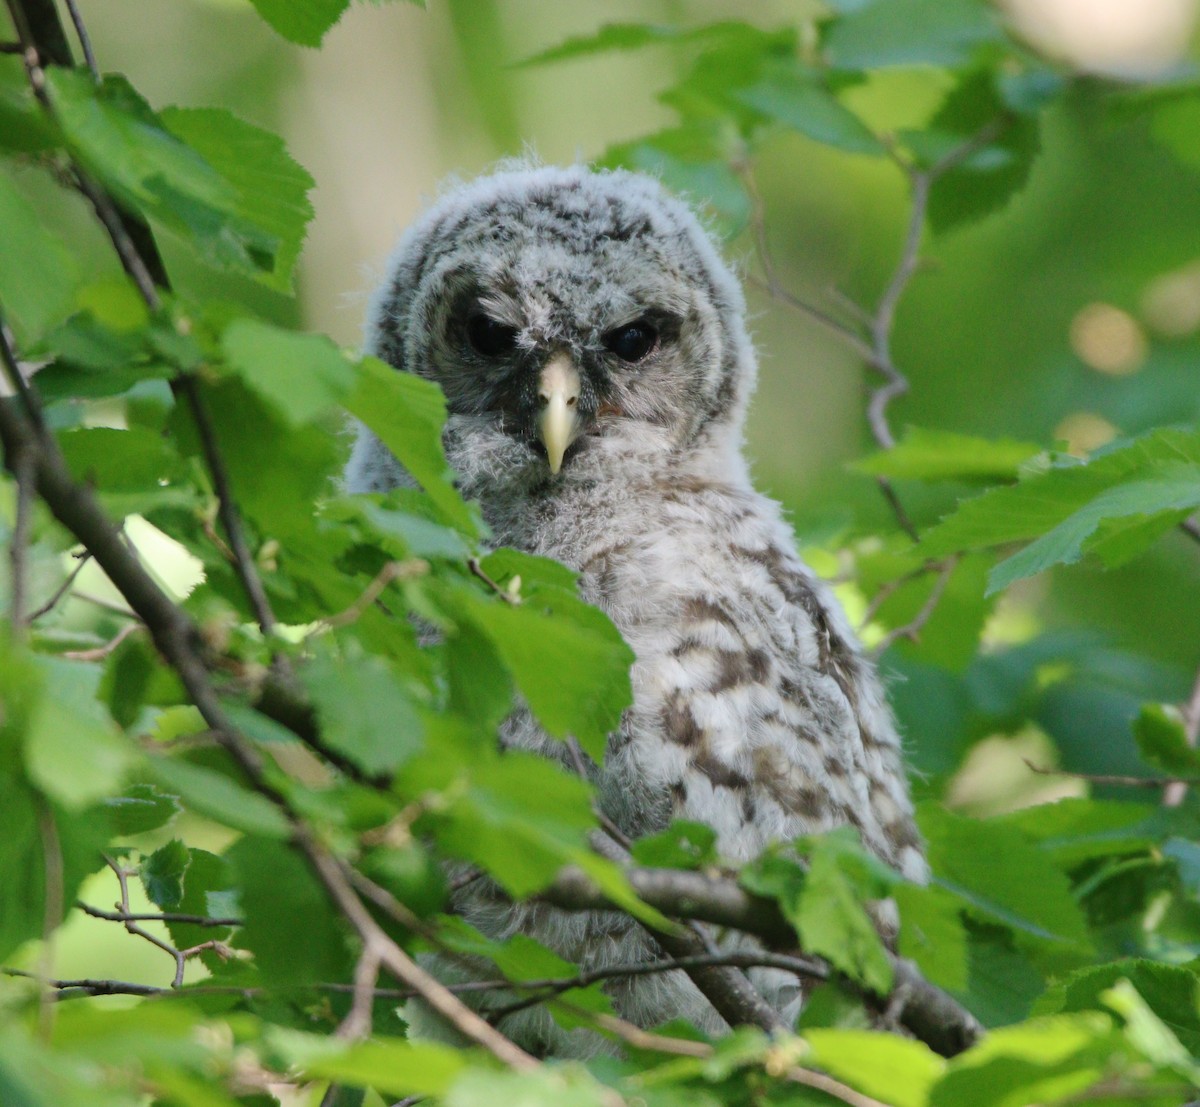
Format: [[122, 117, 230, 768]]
[[604, 320, 658, 363], [467, 314, 519, 358]]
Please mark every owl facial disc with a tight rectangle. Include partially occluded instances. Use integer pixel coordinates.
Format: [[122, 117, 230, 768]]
[[537, 353, 581, 474]]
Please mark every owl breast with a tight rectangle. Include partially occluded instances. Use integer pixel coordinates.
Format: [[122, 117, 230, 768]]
[[487, 465, 927, 886]]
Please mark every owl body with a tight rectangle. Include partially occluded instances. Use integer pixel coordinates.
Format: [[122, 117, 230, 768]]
[[346, 164, 924, 1052]]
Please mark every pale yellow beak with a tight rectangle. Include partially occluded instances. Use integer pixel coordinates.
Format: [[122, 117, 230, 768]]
[[537, 354, 581, 475]]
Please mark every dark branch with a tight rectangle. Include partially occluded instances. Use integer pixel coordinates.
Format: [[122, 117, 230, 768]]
[[541, 861, 981, 1058]]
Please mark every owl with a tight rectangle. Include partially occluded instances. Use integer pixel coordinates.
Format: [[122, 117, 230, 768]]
[[345, 163, 927, 1055]]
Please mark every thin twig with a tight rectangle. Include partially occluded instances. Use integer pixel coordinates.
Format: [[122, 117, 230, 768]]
[[320, 559, 428, 630], [102, 856, 191, 988], [70, 589, 139, 619], [27, 551, 91, 621], [1181, 517, 1200, 545], [487, 950, 828, 1021], [61, 621, 142, 661], [337, 946, 382, 1041], [871, 556, 957, 656], [61, 0, 97, 78], [738, 161, 875, 362], [1024, 760, 1200, 789], [467, 556, 521, 604], [76, 902, 241, 928], [178, 376, 278, 636]]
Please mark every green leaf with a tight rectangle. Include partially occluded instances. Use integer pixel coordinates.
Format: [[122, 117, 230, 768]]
[[923, 72, 1041, 235], [0, 168, 81, 345], [987, 467, 1200, 594], [0, 55, 56, 154], [519, 22, 687, 66], [736, 64, 883, 155], [58, 426, 184, 493], [1134, 703, 1200, 776], [149, 756, 290, 838], [300, 643, 425, 776], [804, 1030, 944, 1107], [602, 124, 751, 237], [345, 356, 480, 536], [919, 804, 1090, 946], [1103, 978, 1200, 1077], [170, 376, 337, 540], [222, 319, 355, 426], [446, 1070, 610, 1107], [920, 427, 1200, 560], [160, 107, 314, 292], [226, 835, 350, 986], [140, 838, 190, 909], [286, 1036, 466, 1097], [163, 847, 238, 950], [997, 798, 1159, 868], [104, 783, 181, 836], [929, 1013, 1116, 1107], [246, 0, 351, 47], [445, 550, 634, 761], [822, 0, 1004, 70], [45, 70, 278, 280], [853, 428, 1042, 483], [796, 832, 895, 994], [895, 882, 968, 991], [630, 820, 718, 870], [427, 750, 597, 897], [25, 657, 132, 809], [336, 493, 473, 561], [1038, 961, 1200, 1055], [1152, 92, 1200, 172]]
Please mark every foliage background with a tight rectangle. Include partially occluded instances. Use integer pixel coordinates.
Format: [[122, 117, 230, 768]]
[[4, 0, 1200, 1105]]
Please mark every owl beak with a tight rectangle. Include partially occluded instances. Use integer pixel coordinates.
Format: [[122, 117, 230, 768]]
[[537, 354, 582, 475]]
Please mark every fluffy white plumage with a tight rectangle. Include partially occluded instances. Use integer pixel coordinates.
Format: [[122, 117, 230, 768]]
[[346, 163, 926, 1054]]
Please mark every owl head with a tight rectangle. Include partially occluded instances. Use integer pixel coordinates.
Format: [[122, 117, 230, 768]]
[[364, 164, 758, 495]]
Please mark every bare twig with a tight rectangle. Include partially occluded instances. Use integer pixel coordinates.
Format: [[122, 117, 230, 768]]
[[69, 589, 139, 619], [337, 946, 382, 1041], [584, 831, 789, 1036], [76, 902, 240, 928], [320, 559, 428, 630], [61, 0, 97, 78], [1024, 760, 1200, 790], [488, 950, 828, 1022], [467, 556, 520, 604], [179, 376, 279, 636], [871, 556, 957, 656], [1182, 517, 1200, 545], [61, 621, 143, 661], [737, 161, 875, 362], [27, 550, 91, 621], [101, 857, 194, 988]]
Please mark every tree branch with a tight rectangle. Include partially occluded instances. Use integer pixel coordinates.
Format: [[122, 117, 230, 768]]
[[541, 861, 980, 1057]]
